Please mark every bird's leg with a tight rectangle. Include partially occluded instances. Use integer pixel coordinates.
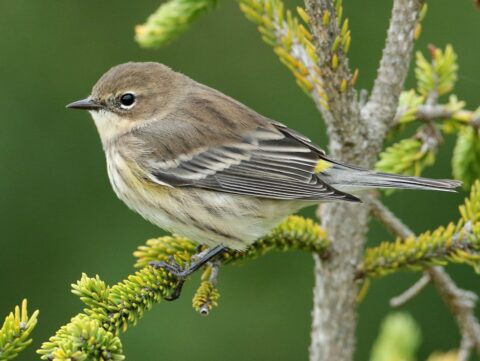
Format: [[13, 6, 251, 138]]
[[150, 245, 227, 301]]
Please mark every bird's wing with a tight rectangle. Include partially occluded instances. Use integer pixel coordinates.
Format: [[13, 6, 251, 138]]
[[131, 119, 359, 202], [128, 86, 359, 201]]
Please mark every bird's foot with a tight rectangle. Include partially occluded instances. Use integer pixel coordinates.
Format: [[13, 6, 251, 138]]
[[149, 257, 188, 301], [149, 245, 227, 301], [150, 257, 191, 278]]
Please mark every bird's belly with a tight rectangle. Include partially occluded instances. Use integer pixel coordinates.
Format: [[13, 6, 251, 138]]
[[131, 187, 303, 250], [106, 157, 303, 249]]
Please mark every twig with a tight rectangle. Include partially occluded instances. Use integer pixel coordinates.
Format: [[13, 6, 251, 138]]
[[459, 336, 474, 361], [362, 0, 424, 136], [393, 103, 480, 127], [390, 274, 430, 307], [198, 261, 220, 316], [428, 267, 480, 356], [369, 197, 480, 359]]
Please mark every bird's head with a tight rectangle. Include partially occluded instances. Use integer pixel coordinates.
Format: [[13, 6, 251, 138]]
[[67, 62, 187, 143]]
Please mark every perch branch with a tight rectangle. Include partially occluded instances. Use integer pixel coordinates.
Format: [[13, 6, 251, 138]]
[[369, 197, 480, 359], [38, 216, 330, 360]]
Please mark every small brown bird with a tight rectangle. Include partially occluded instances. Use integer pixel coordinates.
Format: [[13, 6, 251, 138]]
[[67, 62, 460, 286]]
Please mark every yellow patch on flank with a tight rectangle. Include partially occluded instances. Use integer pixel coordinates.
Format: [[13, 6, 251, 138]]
[[314, 159, 332, 174]]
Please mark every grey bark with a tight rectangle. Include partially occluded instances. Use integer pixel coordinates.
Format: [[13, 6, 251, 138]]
[[305, 0, 423, 360]]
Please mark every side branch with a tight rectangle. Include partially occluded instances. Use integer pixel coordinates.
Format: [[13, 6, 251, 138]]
[[368, 196, 480, 360], [362, 0, 424, 135], [394, 103, 480, 127]]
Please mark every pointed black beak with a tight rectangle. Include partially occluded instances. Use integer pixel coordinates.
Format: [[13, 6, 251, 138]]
[[66, 98, 103, 111]]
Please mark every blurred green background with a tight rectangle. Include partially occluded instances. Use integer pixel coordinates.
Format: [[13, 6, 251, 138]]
[[0, 0, 478, 360]]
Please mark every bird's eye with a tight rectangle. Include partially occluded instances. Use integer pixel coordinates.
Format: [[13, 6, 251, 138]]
[[119, 93, 136, 109]]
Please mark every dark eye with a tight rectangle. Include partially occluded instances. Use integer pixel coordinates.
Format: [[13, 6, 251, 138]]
[[119, 93, 136, 109]]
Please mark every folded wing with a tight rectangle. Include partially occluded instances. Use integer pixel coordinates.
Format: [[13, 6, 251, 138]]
[[132, 118, 359, 202]]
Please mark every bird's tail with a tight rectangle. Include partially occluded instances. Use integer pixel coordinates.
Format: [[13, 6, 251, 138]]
[[319, 160, 462, 193]]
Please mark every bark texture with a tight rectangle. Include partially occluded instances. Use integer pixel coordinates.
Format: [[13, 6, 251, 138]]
[[305, 0, 423, 360]]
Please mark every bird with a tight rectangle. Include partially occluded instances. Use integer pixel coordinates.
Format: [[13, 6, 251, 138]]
[[67, 62, 461, 290]]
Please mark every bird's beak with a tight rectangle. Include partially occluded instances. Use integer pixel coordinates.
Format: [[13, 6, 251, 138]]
[[66, 98, 103, 111]]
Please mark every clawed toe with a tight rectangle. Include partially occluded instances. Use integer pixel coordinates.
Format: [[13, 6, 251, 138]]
[[148, 245, 227, 301], [149, 260, 189, 279], [149, 260, 187, 301]]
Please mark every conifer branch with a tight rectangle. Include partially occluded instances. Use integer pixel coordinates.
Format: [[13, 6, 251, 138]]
[[192, 263, 220, 316], [0, 300, 39, 361], [38, 216, 329, 359], [375, 127, 439, 179], [135, 0, 216, 48], [359, 219, 480, 278], [392, 45, 479, 128], [303, 0, 366, 158], [367, 184, 480, 359], [239, 0, 331, 110], [394, 101, 480, 127], [374, 44, 480, 188]]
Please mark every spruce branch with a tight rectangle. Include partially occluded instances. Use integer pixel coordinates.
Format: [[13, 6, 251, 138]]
[[135, 0, 216, 48], [368, 185, 480, 359], [359, 220, 480, 278], [192, 263, 221, 316], [377, 45, 480, 186], [393, 98, 480, 127], [304, 0, 366, 158], [302, 0, 355, 100], [239, 0, 331, 110], [415, 44, 458, 99], [375, 131, 438, 179], [38, 216, 329, 359], [0, 300, 39, 361], [38, 314, 125, 361], [361, 182, 480, 277], [38, 266, 176, 360], [392, 44, 474, 127]]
